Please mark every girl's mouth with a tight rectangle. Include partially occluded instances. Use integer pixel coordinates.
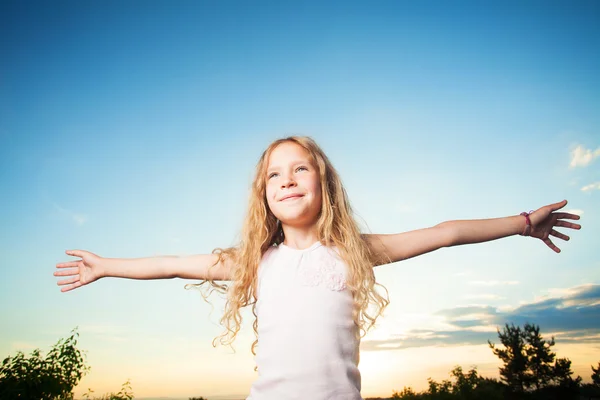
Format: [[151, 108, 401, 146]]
[[281, 194, 303, 201]]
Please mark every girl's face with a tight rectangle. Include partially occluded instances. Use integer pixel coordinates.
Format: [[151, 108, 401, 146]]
[[265, 142, 322, 229]]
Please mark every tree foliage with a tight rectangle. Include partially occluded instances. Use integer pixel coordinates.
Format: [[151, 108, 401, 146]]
[[0, 328, 133, 400], [82, 379, 133, 400], [0, 328, 89, 399], [523, 324, 555, 389], [488, 322, 583, 395], [392, 366, 504, 400], [390, 324, 597, 400], [592, 362, 600, 386]]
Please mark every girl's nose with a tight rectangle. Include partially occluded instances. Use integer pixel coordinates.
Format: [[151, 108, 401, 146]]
[[280, 175, 296, 188]]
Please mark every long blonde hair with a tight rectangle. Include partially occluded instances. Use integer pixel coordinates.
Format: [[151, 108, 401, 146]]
[[186, 136, 390, 354]]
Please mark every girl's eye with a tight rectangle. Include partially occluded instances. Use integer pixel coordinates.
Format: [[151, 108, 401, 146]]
[[268, 166, 306, 180]]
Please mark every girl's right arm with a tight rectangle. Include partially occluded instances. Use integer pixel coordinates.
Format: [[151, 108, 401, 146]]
[[54, 250, 233, 293]]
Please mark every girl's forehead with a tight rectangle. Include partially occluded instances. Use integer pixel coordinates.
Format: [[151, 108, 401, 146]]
[[267, 142, 312, 168]]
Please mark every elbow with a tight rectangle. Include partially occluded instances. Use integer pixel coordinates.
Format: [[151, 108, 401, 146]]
[[435, 221, 458, 248]]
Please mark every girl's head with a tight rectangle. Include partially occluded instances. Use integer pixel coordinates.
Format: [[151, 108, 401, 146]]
[[252, 136, 348, 246], [191, 136, 389, 354], [263, 140, 322, 233]]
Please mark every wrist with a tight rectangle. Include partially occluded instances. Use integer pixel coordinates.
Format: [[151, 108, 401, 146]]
[[519, 211, 532, 236], [99, 257, 117, 278]]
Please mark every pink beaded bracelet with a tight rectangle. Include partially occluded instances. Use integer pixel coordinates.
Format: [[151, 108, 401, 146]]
[[520, 211, 533, 236]]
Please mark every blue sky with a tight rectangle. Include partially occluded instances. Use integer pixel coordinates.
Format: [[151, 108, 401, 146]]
[[1, 1, 599, 398]]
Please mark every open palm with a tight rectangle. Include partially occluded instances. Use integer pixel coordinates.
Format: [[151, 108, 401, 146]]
[[54, 250, 103, 292], [528, 200, 581, 253]]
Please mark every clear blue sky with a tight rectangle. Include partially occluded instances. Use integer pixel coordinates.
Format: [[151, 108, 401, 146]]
[[1, 1, 599, 398]]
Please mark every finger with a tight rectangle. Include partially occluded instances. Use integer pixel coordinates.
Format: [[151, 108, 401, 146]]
[[554, 212, 581, 220], [66, 250, 85, 257], [543, 237, 561, 253], [54, 268, 79, 277], [550, 200, 568, 211], [555, 220, 581, 230], [56, 261, 80, 268], [57, 276, 80, 286], [550, 229, 569, 241], [61, 281, 82, 293]]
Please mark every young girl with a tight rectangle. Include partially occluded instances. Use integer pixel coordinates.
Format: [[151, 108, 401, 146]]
[[54, 136, 581, 400]]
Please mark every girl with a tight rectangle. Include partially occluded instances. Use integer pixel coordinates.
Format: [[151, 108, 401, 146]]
[[54, 136, 581, 400]]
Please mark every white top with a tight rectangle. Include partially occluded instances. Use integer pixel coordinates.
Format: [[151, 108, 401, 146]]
[[247, 241, 362, 400]]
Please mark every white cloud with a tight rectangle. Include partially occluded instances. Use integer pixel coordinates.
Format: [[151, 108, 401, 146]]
[[363, 284, 600, 351], [79, 324, 128, 342], [468, 280, 519, 286], [564, 209, 584, 216], [52, 202, 88, 226], [581, 182, 600, 192], [570, 145, 600, 168], [463, 294, 504, 300]]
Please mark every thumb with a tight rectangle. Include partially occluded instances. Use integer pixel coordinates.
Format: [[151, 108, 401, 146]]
[[66, 249, 84, 258], [551, 199, 568, 211]]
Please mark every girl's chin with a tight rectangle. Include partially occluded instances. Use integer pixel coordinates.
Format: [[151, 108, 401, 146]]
[[279, 215, 319, 228]]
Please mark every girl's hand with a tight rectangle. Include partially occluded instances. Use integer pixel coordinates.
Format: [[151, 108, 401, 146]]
[[528, 200, 581, 253], [54, 250, 105, 292]]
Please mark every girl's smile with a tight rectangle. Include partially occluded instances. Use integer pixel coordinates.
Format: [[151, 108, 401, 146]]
[[280, 193, 304, 201]]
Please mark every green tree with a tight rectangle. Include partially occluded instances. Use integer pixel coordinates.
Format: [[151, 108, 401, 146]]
[[450, 366, 480, 397], [580, 363, 600, 400], [427, 376, 452, 397], [524, 324, 555, 390], [592, 362, 600, 386], [488, 323, 529, 392], [471, 377, 505, 400], [82, 379, 134, 400], [489, 322, 571, 393], [0, 328, 90, 399], [552, 357, 581, 388], [392, 386, 420, 399], [0, 328, 133, 400], [426, 366, 504, 400]]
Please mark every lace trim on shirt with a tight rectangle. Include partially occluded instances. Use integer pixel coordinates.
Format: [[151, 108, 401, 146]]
[[298, 250, 347, 291]]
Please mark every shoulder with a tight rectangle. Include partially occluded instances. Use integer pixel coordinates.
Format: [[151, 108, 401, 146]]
[[258, 245, 280, 270]]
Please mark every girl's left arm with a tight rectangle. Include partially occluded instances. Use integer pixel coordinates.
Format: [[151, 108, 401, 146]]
[[365, 200, 581, 265]]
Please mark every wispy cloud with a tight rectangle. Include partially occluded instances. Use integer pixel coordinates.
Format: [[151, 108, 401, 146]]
[[581, 182, 600, 192], [564, 209, 584, 216], [79, 324, 128, 342], [52, 202, 88, 226], [570, 145, 600, 168], [468, 280, 519, 286], [463, 294, 504, 300], [363, 284, 600, 351]]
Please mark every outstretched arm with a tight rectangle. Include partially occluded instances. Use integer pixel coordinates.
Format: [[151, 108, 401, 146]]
[[366, 200, 581, 265], [54, 250, 233, 292]]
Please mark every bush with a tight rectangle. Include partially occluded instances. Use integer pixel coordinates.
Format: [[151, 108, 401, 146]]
[[0, 327, 133, 400], [0, 328, 89, 399]]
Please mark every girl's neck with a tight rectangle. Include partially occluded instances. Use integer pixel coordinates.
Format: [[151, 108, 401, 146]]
[[281, 224, 319, 250]]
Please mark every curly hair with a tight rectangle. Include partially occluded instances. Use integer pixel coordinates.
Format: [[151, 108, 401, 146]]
[[185, 136, 390, 355]]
